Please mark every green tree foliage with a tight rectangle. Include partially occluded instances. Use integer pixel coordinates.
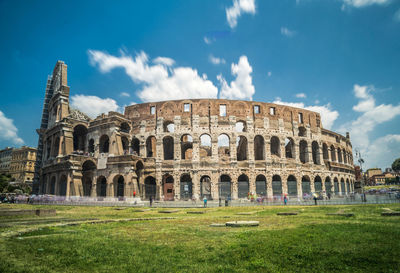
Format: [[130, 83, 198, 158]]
[[392, 158, 400, 172]]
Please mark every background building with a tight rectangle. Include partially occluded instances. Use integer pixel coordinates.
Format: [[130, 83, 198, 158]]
[[9, 146, 37, 186], [0, 147, 14, 174]]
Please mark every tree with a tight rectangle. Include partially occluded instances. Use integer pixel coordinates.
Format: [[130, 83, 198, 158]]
[[392, 158, 400, 173]]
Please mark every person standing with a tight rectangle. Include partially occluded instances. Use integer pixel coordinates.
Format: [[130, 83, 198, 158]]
[[149, 195, 153, 207], [283, 195, 288, 205], [203, 197, 207, 208]]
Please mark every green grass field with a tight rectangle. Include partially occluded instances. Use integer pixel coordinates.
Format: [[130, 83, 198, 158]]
[[1, 204, 399, 273]]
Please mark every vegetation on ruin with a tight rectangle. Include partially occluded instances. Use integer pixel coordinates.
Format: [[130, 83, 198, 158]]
[[0, 204, 399, 273]]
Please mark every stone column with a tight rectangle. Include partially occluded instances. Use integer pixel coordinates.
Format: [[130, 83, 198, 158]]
[[192, 171, 199, 200], [91, 176, 97, 197]]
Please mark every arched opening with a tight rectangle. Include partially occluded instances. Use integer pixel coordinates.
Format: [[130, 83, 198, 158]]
[[314, 176, 322, 192], [235, 121, 246, 132], [340, 178, 345, 194], [200, 176, 212, 200], [50, 176, 56, 195], [82, 160, 96, 197], [287, 175, 297, 197], [218, 134, 230, 160], [285, 138, 295, 159], [180, 174, 192, 200], [272, 175, 282, 197], [114, 176, 124, 198], [131, 137, 140, 156], [219, 175, 231, 199], [163, 136, 174, 160], [312, 141, 320, 165], [121, 136, 129, 154], [343, 149, 348, 164], [254, 135, 265, 160], [99, 135, 110, 153], [59, 175, 67, 196], [42, 176, 47, 194], [144, 176, 156, 200], [325, 177, 332, 195], [334, 177, 339, 194], [322, 143, 329, 160], [302, 176, 311, 197], [181, 134, 193, 160], [346, 178, 350, 193], [199, 134, 212, 158], [299, 140, 308, 163], [238, 174, 249, 198], [270, 136, 280, 157], [120, 122, 130, 133], [146, 136, 156, 157], [52, 137, 60, 157], [97, 176, 107, 197], [298, 126, 306, 137], [88, 139, 95, 153], [73, 125, 88, 152], [46, 138, 51, 159], [330, 145, 336, 162], [236, 136, 248, 161], [163, 121, 175, 133], [163, 174, 174, 201], [337, 148, 343, 163], [255, 175, 266, 197]]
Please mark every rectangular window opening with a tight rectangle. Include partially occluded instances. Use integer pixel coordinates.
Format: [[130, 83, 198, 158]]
[[298, 113, 303, 123], [269, 107, 275, 115], [219, 104, 226, 117], [184, 103, 191, 112], [150, 106, 156, 115], [254, 105, 260, 114]]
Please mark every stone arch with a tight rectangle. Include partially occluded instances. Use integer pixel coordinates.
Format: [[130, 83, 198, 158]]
[[285, 138, 295, 159], [337, 148, 343, 163], [97, 176, 107, 197], [254, 135, 265, 160], [238, 174, 249, 198], [322, 143, 329, 160], [181, 134, 193, 160], [255, 174, 267, 196], [144, 176, 156, 200], [334, 177, 339, 194], [163, 136, 174, 160], [146, 136, 156, 157], [312, 141, 320, 165], [88, 139, 95, 153], [272, 175, 282, 197], [121, 136, 129, 154], [120, 122, 130, 133], [343, 148, 347, 164], [314, 175, 322, 192], [180, 174, 192, 200], [218, 134, 230, 159], [236, 135, 248, 161], [219, 174, 232, 199], [301, 176, 311, 197], [99, 135, 110, 153], [287, 175, 297, 197], [340, 178, 345, 194], [325, 176, 332, 195], [200, 134, 212, 158], [73, 125, 88, 152], [82, 160, 96, 197], [50, 176, 56, 195], [113, 175, 125, 198], [330, 145, 336, 162], [59, 175, 67, 196], [163, 120, 175, 133], [300, 140, 308, 163], [270, 136, 281, 157], [52, 137, 60, 157], [131, 137, 140, 156], [346, 178, 350, 193], [163, 174, 174, 201], [200, 176, 212, 200]]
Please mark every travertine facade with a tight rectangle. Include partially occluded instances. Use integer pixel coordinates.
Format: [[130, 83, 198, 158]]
[[37, 61, 356, 201], [9, 146, 37, 185]]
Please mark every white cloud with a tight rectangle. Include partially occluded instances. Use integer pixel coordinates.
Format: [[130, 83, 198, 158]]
[[209, 55, 226, 65], [296, 93, 306, 98], [273, 99, 339, 130], [281, 27, 296, 37], [120, 92, 130, 97], [267, 71, 272, 77], [153, 56, 175, 66], [70, 95, 120, 118], [88, 50, 219, 102], [218, 55, 255, 100], [339, 84, 400, 169], [226, 0, 256, 29], [394, 8, 400, 22], [0, 110, 24, 145], [363, 134, 400, 169], [342, 0, 391, 8]]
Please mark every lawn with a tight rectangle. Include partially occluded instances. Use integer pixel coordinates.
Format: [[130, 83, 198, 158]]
[[0, 204, 399, 273]]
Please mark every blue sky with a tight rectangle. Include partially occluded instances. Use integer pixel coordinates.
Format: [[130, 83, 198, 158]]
[[0, 0, 399, 170]]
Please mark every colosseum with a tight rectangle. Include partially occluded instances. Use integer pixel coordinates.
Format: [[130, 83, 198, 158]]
[[34, 61, 356, 201]]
